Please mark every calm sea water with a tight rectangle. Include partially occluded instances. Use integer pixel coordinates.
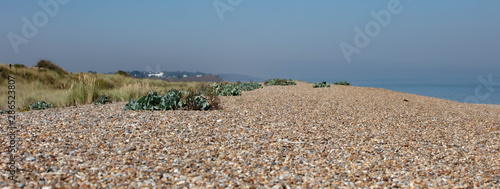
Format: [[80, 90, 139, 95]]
[[354, 79, 500, 105], [309, 78, 500, 105]]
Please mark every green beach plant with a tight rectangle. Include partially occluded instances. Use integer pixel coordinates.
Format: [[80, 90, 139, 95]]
[[124, 90, 212, 111], [29, 101, 54, 110], [94, 94, 112, 105], [264, 78, 297, 86], [213, 82, 242, 96], [211, 81, 262, 96], [237, 81, 262, 91], [313, 81, 331, 88], [333, 81, 351, 86]]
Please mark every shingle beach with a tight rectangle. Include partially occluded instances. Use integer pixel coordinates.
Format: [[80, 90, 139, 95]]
[[1, 82, 499, 188]]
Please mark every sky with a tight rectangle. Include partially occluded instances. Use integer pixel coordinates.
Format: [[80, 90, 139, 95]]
[[1, 0, 499, 82]]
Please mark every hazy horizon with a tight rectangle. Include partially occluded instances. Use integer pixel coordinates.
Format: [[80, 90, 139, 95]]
[[1, 1, 499, 82]]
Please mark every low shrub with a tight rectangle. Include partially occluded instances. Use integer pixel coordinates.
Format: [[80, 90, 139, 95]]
[[35, 59, 68, 75], [264, 78, 297, 86], [313, 81, 330, 88], [29, 101, 54, 110], [13, 64, 27, 69], [116, 70, 131, 77], [333, 81, 351, 86]]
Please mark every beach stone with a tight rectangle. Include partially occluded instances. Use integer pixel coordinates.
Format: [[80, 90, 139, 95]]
[[1, 81, 498, 188]]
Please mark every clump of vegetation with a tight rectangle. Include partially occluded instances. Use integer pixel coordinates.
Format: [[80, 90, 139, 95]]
[[333, 81, 351, 86], [198, 84, 221, 110], [116, 70, 131, 77], [94, 94, 112, 105], [211, 81, 263, 96], [35, 59, 68, 75], [264, 78, 297, 86], [0, 61, 200, 110], [125, 90, 212, 111], [65, 74, 99, 106], [13, 64, 27, 69], [29, 101, 54, 110], [125, 91, 181, 111], [0, 66, 9, 79], [237, 81, 262, 91], [313, 81, 330, 88], [213, 82, 242, 96]]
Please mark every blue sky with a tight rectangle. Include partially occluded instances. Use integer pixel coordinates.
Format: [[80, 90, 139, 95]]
[[1, 0, 499, 81]]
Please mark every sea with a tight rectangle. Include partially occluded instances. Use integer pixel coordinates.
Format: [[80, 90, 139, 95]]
[[309, 77, 500, 105]]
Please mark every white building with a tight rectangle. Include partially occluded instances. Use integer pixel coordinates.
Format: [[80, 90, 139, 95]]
[[148, 72, 164, 77]]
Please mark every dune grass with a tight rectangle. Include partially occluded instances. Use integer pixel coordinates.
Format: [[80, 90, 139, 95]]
[[0, 63, 199, 111]]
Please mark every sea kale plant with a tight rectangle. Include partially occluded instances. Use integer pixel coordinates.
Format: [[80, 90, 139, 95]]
[[313, 81, 331, 88], [29, 101, 54, 110], [264, 78, 297, 86], [126, 81, 263, 111], [94, 94, 112, 105], [213, 82, 242, 96], [125, 90, 211, 111], [333, 81, 351, 86], [212, 81, 263, 96], [237, 81, 262, 91]]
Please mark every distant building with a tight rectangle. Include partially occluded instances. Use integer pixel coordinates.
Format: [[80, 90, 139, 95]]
[[148, 72, 164, 77], [182, 75, 188, 78], [177, 75, 223, 82], [196, 75, 202, 77]]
